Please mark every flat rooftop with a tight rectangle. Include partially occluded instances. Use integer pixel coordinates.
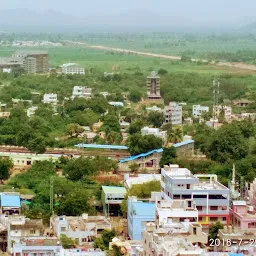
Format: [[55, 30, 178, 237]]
[[102, 186, 127, 194]]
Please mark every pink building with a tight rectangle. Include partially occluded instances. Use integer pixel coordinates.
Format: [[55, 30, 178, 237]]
[[230, 201, 256, 230]]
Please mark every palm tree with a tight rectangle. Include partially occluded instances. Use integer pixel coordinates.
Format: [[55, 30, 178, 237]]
[[167, 127, 183, 144]]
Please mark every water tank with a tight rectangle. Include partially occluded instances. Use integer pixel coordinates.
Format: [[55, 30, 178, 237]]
[[82, 213, 88, 220]]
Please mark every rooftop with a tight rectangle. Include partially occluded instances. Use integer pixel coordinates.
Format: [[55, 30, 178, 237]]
[[1, 193, 21, 207], [75, 144, 128, 150], [102, 186, 127, 194], [20, 237, 60, 246], [125, 174, 161, 188]]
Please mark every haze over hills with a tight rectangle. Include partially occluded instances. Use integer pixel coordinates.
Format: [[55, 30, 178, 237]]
[[0, 8, 253, 33]]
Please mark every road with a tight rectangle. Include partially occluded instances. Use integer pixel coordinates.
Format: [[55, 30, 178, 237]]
[[64, 40, 256, 72]]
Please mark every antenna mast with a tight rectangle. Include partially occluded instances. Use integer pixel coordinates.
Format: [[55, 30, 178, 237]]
[[213, 79, 220, 127]]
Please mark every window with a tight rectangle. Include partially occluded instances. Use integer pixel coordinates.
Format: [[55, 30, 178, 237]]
[[223, 217, 226, 221], [30, 229, 36, 234], [210, 217, 218, 221], [197, 206, 203, 211], [210, 206, 218, 211], [82, 238, 87, 242], [60, 227, 66, 232], [193, 227, 197, 235]]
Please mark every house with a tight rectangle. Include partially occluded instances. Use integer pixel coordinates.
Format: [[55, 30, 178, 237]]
[[127, 196, 156, 240], [62, 63, 85, 75], [100, 92, 109, 98], [161, 164, 230, 227], [101, 186, 127, 217], [172, 139, 195, 157], [120, 121, 130, 130], [141, 126, 167, 143], [109, 237, 131, 256], [0, 193, 21, 216], [163, 102, 182, 125], [109, 102, 124, 107], [42, 93, 58, 104], [146, 106, 162, 112], [233, 99, 254, 107], [192, 105, 209, 118], [61, 248, 106, 255], [213, 105, 232, 122], [13, 237, 62, 256], [50, 214, 111, 246], [92, 121, 103, 133], [124, 174, 161, 189], [27, 106, 38, 117], [71, 86, 92, 100]]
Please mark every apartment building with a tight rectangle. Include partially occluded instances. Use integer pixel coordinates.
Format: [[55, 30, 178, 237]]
[[146, 71, 161, 99], [51, 214, 111, 246], [161, 164, 230, 226], [192, 105, 209, 118], [42, 93, 58, 104], [213, 105, 232, 122], [141, 126, 167, 143], [62, 63, 85, 75], [163, 102, 182, 125], [71, 86, 92, 100]]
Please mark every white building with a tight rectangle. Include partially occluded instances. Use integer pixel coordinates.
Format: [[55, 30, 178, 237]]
[[62, 63, 85, 75], [3, 68, 11, 73], [27, 106, 38, 117], [163, 102, 182, 125], [71, 86, 92, 100], [214, 105, 232, 121], [193, 105, 209, 118], [146, 106, 162, 112], [141, 126, 167, 143], [42, 93, 58, 104], [50, 214, 111, 246]]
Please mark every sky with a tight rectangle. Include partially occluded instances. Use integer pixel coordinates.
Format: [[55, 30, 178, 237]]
[[1, 0, 255, 23]]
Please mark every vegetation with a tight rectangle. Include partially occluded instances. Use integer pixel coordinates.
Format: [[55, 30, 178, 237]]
[[209, 222, 224, 241], [94, 229, 116, 251], [60, 234, 75, 249]]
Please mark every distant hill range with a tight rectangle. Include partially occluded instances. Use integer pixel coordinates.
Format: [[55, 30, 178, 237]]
[[0, 8, 245, 33]]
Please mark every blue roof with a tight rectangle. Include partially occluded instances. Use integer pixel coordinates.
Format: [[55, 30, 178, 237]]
[[120, 148, 163, 163], [132, 201, 155, 216], [228, 254, 244, 256], [173, 139, 194, 148], [75, 144, 128, 150], [1, 194, 21, 207]]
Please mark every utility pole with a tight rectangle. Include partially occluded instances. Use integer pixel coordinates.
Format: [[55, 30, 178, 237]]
[[50, 176, 54, 217], [213, 79, 220, 128]]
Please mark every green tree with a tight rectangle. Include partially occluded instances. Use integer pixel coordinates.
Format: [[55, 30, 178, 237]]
[[0, 157, 13, 183], [128, 119, 146, 135], [158, 69, 168, 75], [128, 90, 142, 103], [167, 127, 183, 144], [106, 131, 123, 144], [159, 147, 177, 167], [66, 123, 83, 137], [147, 112, 164, 128], [128, 163, 140, 173], [209, 221, 224, 241], [60, 234, 75, 249], [102, 114, 121, 135], [94, 229, 116, 251], [27, 136, 47, 154]]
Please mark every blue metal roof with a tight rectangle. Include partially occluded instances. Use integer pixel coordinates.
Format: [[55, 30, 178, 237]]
[[1, 194, 21, 207], [173, 139, 195, 148], [120, 148, 163, 163], [75, 144, 128, 150]]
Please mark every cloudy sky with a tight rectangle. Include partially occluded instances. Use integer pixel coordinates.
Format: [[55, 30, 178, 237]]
[[1, 0, 254, 22]]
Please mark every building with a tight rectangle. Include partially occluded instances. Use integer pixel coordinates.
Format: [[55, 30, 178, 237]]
[[141, 127, 167, 143], [147, 71, 161, 99], [62, 248, 106, 256], [42, 93, 58, 104], [173, 139, 195, 157], [213, 105, 232, 122], [50, 214, 111, 246], [127, 196, 155, 240], [0, 193, 21, 215], [13, 51, 49, 74], [27, 106, 38, 117], [0, 57, 24, 70], [192, 105, 209, 118], [109, 237, 131, 256], [101, 186, 127, 217], [71, 86, 92, 100], [13, 237, 62, 256], [62, 63, 85, 75], [92, 121, 103, 133], [143, 222, 207, 256], [109, 102, 124, 107], [146, 106, 162, 112], [163, 102, 182, 125], [156, 200, 198, 227], [233, 99, 254, 107], [161, 164, 230, 227], [124, 174, 161, 189]]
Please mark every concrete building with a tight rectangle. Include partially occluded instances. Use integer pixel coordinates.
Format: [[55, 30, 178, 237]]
[[0, 193, 21, 215], [163, 102, 182, 125], [146, 106, 162, 112], [62, 63, 85, 75], [127, 196, 155, 240], [71, 86, 92, 100], [13, 51, 49, 74], [92, 121, 103, 133], [101, 186, 127, 217], [143, 222, 207, 256], [27, 106, 38, 117], [161, 164, 230, 227], [43, 93, 58, 104], [50, 214, 111, 246], [124, 174, 161, 189], [233, 99, 254, 107], [109, 102, 124, 107], [62, 248, 106, 256], [192, 105, 209, 118], [109, 237, 131, 256], [13, 237, 62, 256], [213, 105, 232, 122], [147, 71, 161, 99], [141, 127, 167, 143]]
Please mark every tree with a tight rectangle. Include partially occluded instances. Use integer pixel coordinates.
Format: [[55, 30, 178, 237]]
[[159, 147, 177, 167], [102, 114, 121, 135], [147, 112, 164, 128], [94, 229, 116, 251], [66, 123, 83, 137], [128, 119, 146, 135], [60, 234, 75, 249], [209, 221, 224, 241], [128, 90, 142, 103], [158, 68, 168, 75], [127, 134, 163, 155], [27, 136, 46, 154], [0, 157, 13, 183], [167, 127, 183, 144], [129, 163, 140, 173], [106, 131, 123, 144]]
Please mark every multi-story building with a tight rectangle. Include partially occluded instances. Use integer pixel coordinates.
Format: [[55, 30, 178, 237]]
[[213, 105, 232, 122], [71, 86, 92, 100], [13, 51, 49, 74], [127, 196, 155, 240], [42, 93, 58, 104], [0, 193, 21, 215], [147, 71, 161, 99], [62, 63, 85, 75], [141, 127, 167, 143], [163, 102, 182, 125], [50, 214, 111, 246], [192, 105, 209, 118], [161, 164, 230, 227], [101, 186, 127, 217]]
